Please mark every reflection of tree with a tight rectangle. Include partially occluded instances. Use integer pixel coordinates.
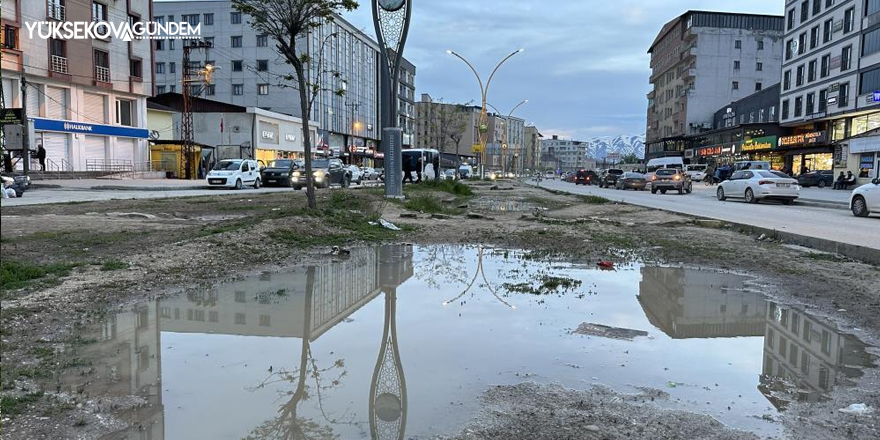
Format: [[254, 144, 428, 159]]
[[242, 268, 353, 440], [413, 245, 469, 290], [442, 247, 516, 310]]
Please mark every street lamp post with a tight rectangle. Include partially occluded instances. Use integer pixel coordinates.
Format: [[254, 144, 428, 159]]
[[447, 49, 523, 179], [487, 100, 527, 178]]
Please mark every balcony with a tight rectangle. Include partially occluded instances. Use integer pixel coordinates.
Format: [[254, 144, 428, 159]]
[[48, 3, 66, 21], [51, 55, 69, 74], [94, 66, 110, 83]]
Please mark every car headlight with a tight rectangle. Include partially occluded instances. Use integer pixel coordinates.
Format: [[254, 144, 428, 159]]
[[314, 171, 325, 179], [292, 171, 301, 178]]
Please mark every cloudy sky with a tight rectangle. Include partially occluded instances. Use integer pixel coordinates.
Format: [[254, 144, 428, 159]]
[[337, 0, 782, 140]]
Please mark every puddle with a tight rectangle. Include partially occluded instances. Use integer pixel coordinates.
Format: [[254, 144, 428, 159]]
[[65, 246, 874, 440], [468, 197, 537, 212]]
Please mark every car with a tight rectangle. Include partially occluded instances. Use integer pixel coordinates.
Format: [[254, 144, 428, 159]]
[[575, 169, 598, 185], [442, 169, 457, 180], [260, 159, 298, 187], [361, 167, 380, 180], [797, 170, 834, 188], [651, 168, 692, 194], [207, 159, 261, 190], [459, 165, 474, 179], [544, 170, 556, 179], [1, 174, 29, 197], [716, 170, 800, 204], [599, 169, 624, 188], [290, 158, 351, 190], [685, 164, 708, 182], [850, 178, 880, 217], [733, 161, 772, 171], [347, 165, 364, 185], [615, 172, 647, 190]]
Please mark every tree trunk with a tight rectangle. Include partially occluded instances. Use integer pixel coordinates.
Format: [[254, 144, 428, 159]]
[[292, 60, 317, 209]]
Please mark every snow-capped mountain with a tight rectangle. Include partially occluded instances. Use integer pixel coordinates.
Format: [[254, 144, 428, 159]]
[[583, 134, 645, 160]]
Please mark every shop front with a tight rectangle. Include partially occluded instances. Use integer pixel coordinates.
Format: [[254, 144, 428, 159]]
[[254, 118, 310, 164], [688, 143, 740, 166], [778, 131, 833, 175], [836, 131, 880, 183], [741, 136, 784, 170]]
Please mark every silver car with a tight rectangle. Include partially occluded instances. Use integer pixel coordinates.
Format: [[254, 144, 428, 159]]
[[717, 170, 800, 205]]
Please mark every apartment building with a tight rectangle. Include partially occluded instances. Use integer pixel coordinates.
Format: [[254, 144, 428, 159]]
[[781, 0, 880, 182], [646, 11, 785, 160], [1, 0, 154, 171], [539, 136, 598, 173], [153, 1, 416, 159]]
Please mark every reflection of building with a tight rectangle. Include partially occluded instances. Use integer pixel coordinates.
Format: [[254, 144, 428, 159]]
[[638, 267, 767, 338], [759, 302, 872, 409], [160, 246, 413, 340]]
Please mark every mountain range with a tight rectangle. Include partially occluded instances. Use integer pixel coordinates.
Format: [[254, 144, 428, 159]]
[[582, 134, 646, 160]]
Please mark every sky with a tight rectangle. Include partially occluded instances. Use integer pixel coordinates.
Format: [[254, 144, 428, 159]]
[[159, 1, 784, 140]]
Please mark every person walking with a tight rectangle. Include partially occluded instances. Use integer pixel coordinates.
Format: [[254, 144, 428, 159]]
[[415, 156, 423, 183], [433, 155, 441, 181], [402, 156, 414, 184], [36, 144, 47, 172]]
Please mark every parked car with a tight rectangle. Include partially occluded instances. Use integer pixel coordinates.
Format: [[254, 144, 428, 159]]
[[442, 169, 458, 180], [850, 178, 880, 217], [650, 168, 692, 194], [716, 170, 800, 204], [260, 159, 297, 187], [615, 172, 647, 191], [361, 167, 380, 180], [599, 169, 624, 188], [797, 170, 834, 188], [685, 164, 708, 182], [1, 174, 29, 197], [575, 169, 598, 185], [347, 165, 364, 185], [207, 159, 261, 190], [290, 158, 350, 190]]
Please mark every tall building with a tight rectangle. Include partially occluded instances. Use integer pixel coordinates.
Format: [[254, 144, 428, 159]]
[[646, 11, 785, 160], [153, 1, 416, 158], [540, 135, 597, 173], [780, 0, 880, 183], [2, 0, 154, 172], [523, 125, 543, 171]]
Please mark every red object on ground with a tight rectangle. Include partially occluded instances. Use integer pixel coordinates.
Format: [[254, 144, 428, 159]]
[[597, 261, 615, 270]]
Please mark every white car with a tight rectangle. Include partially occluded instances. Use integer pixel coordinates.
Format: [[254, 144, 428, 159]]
[[347, 165, 363, 185], [685, 164, 708, 182], [850, 178, 880, 217], [361, 167, 379, 180], [716, 169, 800, 205], [207, 159, 261, 190]]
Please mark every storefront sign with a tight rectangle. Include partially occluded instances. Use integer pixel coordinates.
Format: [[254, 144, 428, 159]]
[[874, 91, 880, 103], [849, 135, 880, 153], [742, 136, 777, 152], [32, 118, 149, 138], [834, 144, 848, 168], [779, 131, 827, 147], [0, 108, 23, 126], [259, 121, 279, 145], [697, 143, 739, 157], [285, 133, 297, 142]]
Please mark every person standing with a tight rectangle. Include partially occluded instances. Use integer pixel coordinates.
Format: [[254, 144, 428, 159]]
[[402, 156, 414, 184], [36, 144, 47, 172], [415, 156, 423, 183], [433, 154, 441, 181]]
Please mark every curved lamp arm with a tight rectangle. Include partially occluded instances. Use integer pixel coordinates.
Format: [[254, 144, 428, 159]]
[[447, 50, 485, 98], [485, 49, 524, 98]]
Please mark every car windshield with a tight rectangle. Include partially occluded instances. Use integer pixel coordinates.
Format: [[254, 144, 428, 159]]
[[311, 160, 330, 169], [656, 169, 677, 176], [213, 160, 242, 171], [267, 160, 293, 168], [608, 169, 623, 174], [625, 173, 644, 178], [758, 171, 789, 179]]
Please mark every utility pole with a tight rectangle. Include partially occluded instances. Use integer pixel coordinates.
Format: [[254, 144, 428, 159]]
[[20, 77, 29, 175], [181, 40, 212, 179]]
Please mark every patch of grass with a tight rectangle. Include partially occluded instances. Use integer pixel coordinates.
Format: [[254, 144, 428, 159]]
[[1, 392, 44, 417], [404, 196, 448, 214], [268, 230, 349, 248], [1, 260, 75, 293], [407, 179, 474, 196], [503, 275, 583, 296], [100, 260, 130, 271], [197, 221, 251, 237], [577, 195, 611, 205], [802, 252, 839, 262]]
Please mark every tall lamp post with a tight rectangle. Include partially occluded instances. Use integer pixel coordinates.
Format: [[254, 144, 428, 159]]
[[487, 100, 527, 177], [447, 49, 523, 179], [373, 0, 413, 199]]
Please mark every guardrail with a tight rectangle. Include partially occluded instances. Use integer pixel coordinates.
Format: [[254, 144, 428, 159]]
[[86, 159, 133, 173]]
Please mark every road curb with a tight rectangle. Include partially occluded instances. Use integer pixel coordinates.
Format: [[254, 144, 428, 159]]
[[89, 185, 209, 192]]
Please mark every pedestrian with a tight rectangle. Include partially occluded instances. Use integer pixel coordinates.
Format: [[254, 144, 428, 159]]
[[415, 156, 423, 183], [433, 155, 440, 181], [36, 143, 47, 172], [402, 156, 414, 184], [833, 172, 846, 190]]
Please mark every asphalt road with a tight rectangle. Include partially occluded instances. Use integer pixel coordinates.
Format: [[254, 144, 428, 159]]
[[532, 178, 880, 251]]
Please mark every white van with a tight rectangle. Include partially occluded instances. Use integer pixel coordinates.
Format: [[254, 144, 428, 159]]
[[207, 159, 262, 190]]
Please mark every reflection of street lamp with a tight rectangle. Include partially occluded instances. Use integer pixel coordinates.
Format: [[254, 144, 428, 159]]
[[447, 49, 524, 179], [487, 100, 528, 177], [442, 247, 516, 310]]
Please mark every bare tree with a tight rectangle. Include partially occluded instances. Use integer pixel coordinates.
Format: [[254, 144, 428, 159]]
[[232, 0, 358, 209], [426, 100, 470, 174]]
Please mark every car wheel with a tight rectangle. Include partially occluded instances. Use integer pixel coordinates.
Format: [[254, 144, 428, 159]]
[[717, 187, 726, 201], [782, 199, 793, 205], [660, 189, 667, 195], [235, 179, 243, 190], [745, 188, 758, 204], [852, 196, 869, 217], [651, 188, 657, 194], [678, 186, 684, 195], [292, 185, 301, 191], [254, 178, 261, 189], [686, 184, 693, 194], [818, 180, 826, 188], [342, 176, 351, 188]]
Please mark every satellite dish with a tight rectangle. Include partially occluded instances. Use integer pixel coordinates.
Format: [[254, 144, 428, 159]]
[[149, 130, 160, 140]]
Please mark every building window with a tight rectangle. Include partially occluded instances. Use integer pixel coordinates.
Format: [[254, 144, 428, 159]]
[[787, 9, 796, 30], [157, 85, 166, 94], [819, 89, 827, 113], [170, 85, 176, 93], [823, 19, 832, 43], [808, 60, 817, 82], [169, 39, 175, 50], [784, 70, 792, 90], [169, 62, 176, 74], [869, 0, 880, 16], [755, 61, 763, 72], [204, 37, 214, 47], [203, 13, 214, 25], [842, 45, 852, 70], [860, 66, 880, 95], [734, 40, 742, 49], [757, 40, 764, 50], [798, 32, 807, 55], [49, 39, 67, 73], [782, 99, 790, 119], [844, 7, 855, 33], [756, 82, 763, 91], [734, 60, 740, 70], [130, 59, 142, 78], [205, 84, 215, 96], [3, 25, 18, 49], [230, 11, 242, 24], [794, 97, 803, 117], [796, 65, 805, 86], [839, 82, 849, 106], [806, 93, 815, 114], [800, 1, 809, 22], [232, 60, 243, 72], [92, 2, 108, 22], [256, 35, 268, 47], [256, 59, 268, 71], [231, 36, 242, 48], [864, 28, 880, 56], [93, 49, 110, 82], [258, 84, 269, 95], [155, 39, 164, 51], [812, 0, 821, 15], [820, 55, 830, 78], [233, 84, 244, 95], [116, 100, 133, 126], [183, 14, 199, 26]]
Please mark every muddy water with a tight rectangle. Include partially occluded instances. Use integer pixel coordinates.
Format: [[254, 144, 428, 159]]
[[72, 245, 874, 440], [468, 196, 537, 212]]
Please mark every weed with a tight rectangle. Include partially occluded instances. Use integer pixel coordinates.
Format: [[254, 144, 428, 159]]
[[1, 392, 44, 417], [1, 261, 74, 293], [577, 195, 611, 205], [407, 180, 474, 196], [100, 260, 129, 271], [404, 196, 448, 214]]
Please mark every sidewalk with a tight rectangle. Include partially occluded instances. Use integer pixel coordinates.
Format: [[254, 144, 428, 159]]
[[31, 178, 208, 191]]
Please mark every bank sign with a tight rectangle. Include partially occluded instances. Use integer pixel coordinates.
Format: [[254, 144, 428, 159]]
[[32, 118, 149, 138], [742, 136, 777, 152], [779, 131, 827, 148]]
